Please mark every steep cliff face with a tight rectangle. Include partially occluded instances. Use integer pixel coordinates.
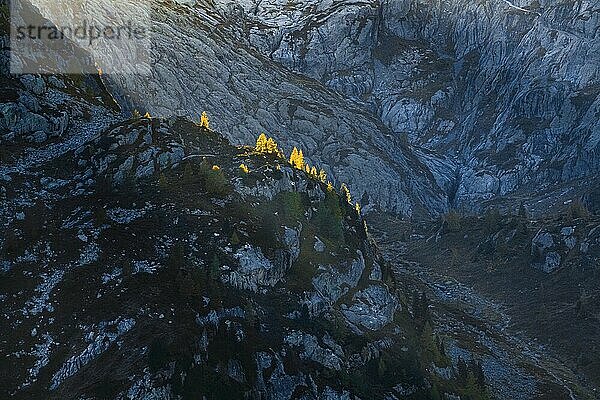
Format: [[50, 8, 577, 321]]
[[217, 0, 600, 211], [381, 0, 600, 208]]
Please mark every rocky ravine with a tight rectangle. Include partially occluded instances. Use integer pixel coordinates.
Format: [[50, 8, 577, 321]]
[[212, 0, 600, 212], [377, 235, 594, 400], [369, 210, 600, 398]]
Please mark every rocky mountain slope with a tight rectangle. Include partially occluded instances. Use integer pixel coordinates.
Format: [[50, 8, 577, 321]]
[[0, 18, 488, 394], [212, 0, 600, 212], [0, 99, 489, 399], [2, 1, 600, 399]]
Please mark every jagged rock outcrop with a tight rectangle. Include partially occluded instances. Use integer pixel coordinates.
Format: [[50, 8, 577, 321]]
[[530, 222, 597, 274], [50, 318, 136, 390], [225, 228, 301, 292], [284, 331, 343, 371], [213, 0, 380, 100], [531, 229, 562, 273]]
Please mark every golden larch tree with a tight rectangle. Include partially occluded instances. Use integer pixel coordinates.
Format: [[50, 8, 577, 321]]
[[255, 133, 268, 153], [200, 111, 210, 129], [289, 147, 305, 170], [318, 169, 327, 183], [289, 147, 299, 166], [340, 183, 352, 204], [266, 138, 278, 154]]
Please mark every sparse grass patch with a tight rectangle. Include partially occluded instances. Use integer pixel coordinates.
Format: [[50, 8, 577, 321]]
[[313, 189, 345, 247], [566, 200, 590, 221], [181, 160, 231, 198], [442, 210, 463, 233], [272, 191, 305, 224]]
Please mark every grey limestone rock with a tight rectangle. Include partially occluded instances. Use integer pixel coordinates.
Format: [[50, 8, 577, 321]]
[[312, 251, 366, 305], [341, 284, 398, 332], [314, 236, 325, 253], [284, 331, 343, 371], [531, 230, 563, 273]]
